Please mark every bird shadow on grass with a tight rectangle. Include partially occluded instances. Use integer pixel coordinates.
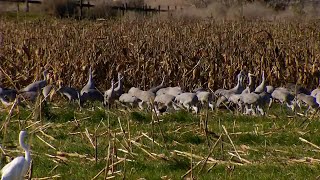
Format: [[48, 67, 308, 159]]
[[180, 132, 204, 145], [130, 111, 152, 123], [162, 110, 199, 123]]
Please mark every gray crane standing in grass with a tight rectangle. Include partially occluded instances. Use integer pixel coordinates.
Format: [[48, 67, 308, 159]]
[[254, 71, 272, 114], [42, 85, 55, 101], [237, 73, 260, 115], [19, 69, 49, 102], [195, 90, 214, 111], [57, 80, 80, 103], [271, 87, 295, 111], [20, 69, 48, 93], [80, 67, 104, 106], [154, 93, 176, 114], [105, 73, 123, 101], [215, 71, 245, 108], [104, 79, 115, 108], [128, 87, 155, 109], [238, 71, 271, 115], [311, 79, 320, 97], [254, 71, 266, 93], [229, 72, 254, 112], [214, 71, 245, 97], [240, 91, 260, 115], [174, 92, 199, 113], [0, 87, 17, 107], [296, 93, 318, 115], [136, 91, 156, 110]]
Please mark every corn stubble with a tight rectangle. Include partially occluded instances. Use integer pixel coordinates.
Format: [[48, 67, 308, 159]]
[[0, 17, 319, 91]]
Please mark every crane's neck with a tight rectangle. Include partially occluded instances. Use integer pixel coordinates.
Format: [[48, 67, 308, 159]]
[[261, 72, 265, 84], [111, 80, 115, 91], [87, 68, 94, 89], [43, 70, 48, 81], [248, 75, 252, 87], [20, 134, 31, 164], [88, 68, 93, 84], [117, 74, 121, 89], [160, 76, 165, 86], [234, 75, 240, 89]]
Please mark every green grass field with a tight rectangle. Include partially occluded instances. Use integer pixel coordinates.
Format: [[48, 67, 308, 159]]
[[1, 101, 320, 180]]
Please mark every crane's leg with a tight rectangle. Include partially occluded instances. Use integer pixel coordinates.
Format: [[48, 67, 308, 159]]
[[138, 101, 144, 110], [251, 104, 256, 116], [172, 102, 180, 111], [209, 102, 214, 111], [268, 98, 272, 110], [244, 104, 249, 115], [183, 103, 191, 113], [257, 105, 265, 116], [305, 106, 311, 116], [192, 105, 199, 114]]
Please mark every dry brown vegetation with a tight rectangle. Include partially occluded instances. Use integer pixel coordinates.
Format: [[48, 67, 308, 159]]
[[0, 16, 320, 92]]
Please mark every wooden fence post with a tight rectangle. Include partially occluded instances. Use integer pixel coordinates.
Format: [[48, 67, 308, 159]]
[[25, 0, 29, 12], [79, 0, 83, 19], [16, 2, 20, 12]]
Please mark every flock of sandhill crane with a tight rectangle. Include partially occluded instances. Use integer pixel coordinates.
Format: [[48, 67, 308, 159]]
[[0, 67, 320, 116], [1, 68, 320, 179]]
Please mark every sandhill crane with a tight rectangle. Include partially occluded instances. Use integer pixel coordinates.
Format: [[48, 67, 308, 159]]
[[215, 71, 245, 108], [128, 87, 156, 109], [216, 71, 246, 109], [119, 93, 141, 108], [241, 72, 255, 94], [214, 71, 245, 97], [256, 92, 272, 115], [57, 80, 79, 103], [240, 92, 260, 115], [19, 69, 49, 102], [80, 67, 95, 93], [254, 71, 266, 93], [20, 69, 48, 93], [1, 131, 31, 180], [174, 93, 199, 113], [237, 72, 270, 115], [0, 87, 17, 107], [311, 79, 320, 97], [271, 87, 295, 111], [80, 67, 103, 105], [105, 73, 123, 100], [104, 79, 115, 108], [296, 93, 318, 115], [42, 85, 55, 101], [154, 94, 175, 114], [136, 91, 156, 110], [311, 88, 320, 97], [196, 91, 214, 110], [229, 72, 254, 111]]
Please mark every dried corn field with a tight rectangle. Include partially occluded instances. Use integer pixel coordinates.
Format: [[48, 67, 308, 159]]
[[2, 15, 320, 180], [1, 17, 320, 91]]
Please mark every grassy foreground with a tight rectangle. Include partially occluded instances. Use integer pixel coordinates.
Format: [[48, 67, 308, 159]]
[[0, 102, 320, 179]]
